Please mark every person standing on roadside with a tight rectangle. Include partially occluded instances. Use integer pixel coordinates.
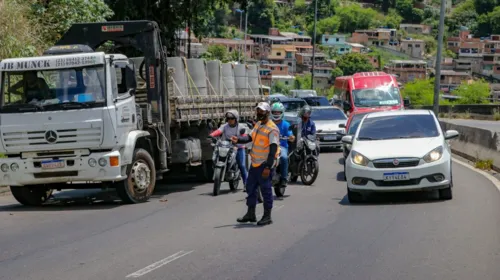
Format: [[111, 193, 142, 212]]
[[231, 102, 280, 226]]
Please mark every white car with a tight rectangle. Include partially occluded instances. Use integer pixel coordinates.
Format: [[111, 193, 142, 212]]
[[342, 109, 459, 203]]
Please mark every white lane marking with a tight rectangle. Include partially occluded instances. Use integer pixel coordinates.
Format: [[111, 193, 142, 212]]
[[274, 205, 284, 211], [452, 158, 500, 192], [126, 250, 194, 278]]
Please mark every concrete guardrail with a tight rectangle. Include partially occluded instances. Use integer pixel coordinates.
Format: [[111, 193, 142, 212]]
[[415, 104, 500, 116], [440, 120, 500, 172]]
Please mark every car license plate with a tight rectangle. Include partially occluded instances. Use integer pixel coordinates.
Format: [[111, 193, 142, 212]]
[[324, 135, 337, 141], [383, 172, 409, 181], [41, 160, 65, 170]]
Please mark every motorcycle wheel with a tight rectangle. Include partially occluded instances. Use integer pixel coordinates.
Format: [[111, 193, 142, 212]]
[[213, 168, 222, 196], [229, 173, 241, 192], [300, 158, 319, 186]]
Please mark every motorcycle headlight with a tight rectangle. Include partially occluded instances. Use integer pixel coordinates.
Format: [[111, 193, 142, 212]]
[[218, 147, 230, 157], [351, 151, 369, 166], [306, 140, 316, 150], [423, 146, 443, 163]]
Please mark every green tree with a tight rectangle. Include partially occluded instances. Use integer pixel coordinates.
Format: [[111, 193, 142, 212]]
[[383, 9, 403, 29], [33, 0, 114, 45], [0, 0, 43, 59], [395, 0, 423, 23], [308, 16, 340, 42], [200, 45, 229, 62], [454, 80, 491, 104], [272, 81, 291, 94], [336, 53, 375, 76], [295, 74, 312, 90], [446, 0, 478, 32], [331, 67, 344, 80], [401, 78, 435, 105], [248, 0, 275, 34], [335, 5, 378, 33]]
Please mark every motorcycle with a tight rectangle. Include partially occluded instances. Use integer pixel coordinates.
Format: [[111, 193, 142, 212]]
[[288, 129, 321, 186], [271, 136, 293, 198], [210, 133, 243, 196]]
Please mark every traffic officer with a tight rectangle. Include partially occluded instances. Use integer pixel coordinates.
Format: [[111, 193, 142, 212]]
[[231, 102, 280, 226]]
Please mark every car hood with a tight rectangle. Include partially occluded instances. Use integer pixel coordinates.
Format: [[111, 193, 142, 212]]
[[315, 120, 346, 132], [352, 137, 443, 160]]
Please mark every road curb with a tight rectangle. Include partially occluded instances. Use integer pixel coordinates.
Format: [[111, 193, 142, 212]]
[[452, 158, 500, 192]]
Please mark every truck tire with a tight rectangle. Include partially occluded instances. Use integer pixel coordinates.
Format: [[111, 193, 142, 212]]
[[116, 148, 156, 204], [10, 186, 53, 206]]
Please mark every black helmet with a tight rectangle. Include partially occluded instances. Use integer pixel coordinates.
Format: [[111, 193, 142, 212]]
[[299, 105, 312, 118]]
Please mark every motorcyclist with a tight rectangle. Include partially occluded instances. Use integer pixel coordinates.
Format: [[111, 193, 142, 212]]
[[209, 110, 248, 186], [299, 105, 316, 137], [271, 102, 295, 188]]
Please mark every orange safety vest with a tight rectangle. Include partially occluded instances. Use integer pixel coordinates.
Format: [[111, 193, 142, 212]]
[[250, 120, 280, 168]]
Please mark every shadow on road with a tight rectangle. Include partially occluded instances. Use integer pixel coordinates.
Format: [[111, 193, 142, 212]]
[[336, 171, 346, 182], [338, 157, 344, 165], [337, 191, 443, 206]]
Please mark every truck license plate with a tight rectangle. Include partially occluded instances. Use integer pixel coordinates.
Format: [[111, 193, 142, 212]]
[[383, 172, 409, 181], [41, 160, 65, 170]]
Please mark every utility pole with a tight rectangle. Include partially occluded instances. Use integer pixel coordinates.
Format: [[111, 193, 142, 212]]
[[433, 0, 446, 115], [311, 0, 318, 90], [243, 9, 249, 64]]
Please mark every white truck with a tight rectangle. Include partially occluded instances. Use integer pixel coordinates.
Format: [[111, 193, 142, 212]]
[[0, 20, 265, 206]]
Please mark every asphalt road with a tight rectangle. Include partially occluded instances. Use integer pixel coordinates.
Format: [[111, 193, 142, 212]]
[[441, 118, 500, 131], [1, 152, 500, 280]]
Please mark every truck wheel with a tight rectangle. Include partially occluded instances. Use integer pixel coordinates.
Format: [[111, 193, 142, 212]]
[[10, 186, 53, 206], [116, 148, 156, 204]]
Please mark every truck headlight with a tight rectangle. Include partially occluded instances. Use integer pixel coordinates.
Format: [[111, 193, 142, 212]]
[[423, 146, 443, 163], [1, 163, 9, 172], [88, 158, 97, 167], [351, 151, 369, 166], [98, 158, 107, 167], [10, 163, 19, 171]]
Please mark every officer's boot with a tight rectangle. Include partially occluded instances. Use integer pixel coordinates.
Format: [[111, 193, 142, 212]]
[[237, 207, 257, 223], [257, 208, 273, 226]]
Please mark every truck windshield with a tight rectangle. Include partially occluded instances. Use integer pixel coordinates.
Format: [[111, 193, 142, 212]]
[[352, 86, 401, 107], [1, 66, 106, 113]]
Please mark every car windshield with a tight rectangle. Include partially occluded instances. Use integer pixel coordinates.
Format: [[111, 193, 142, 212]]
[[282, 100, 307, 112], [303, 96, 329, 106], [311, 108, 347, 120], [347, 113, 368, 134], [1, 66, 106, 113], [352, 85, 401, 107], [357, 114, 439, 140]]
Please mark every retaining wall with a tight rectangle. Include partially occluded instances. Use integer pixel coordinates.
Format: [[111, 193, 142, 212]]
[[440, 120, 500, 172]]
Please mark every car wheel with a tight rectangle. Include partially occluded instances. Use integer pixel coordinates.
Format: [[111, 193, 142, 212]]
[[347, 187, 363, 203], [439, 185, 453, 200]]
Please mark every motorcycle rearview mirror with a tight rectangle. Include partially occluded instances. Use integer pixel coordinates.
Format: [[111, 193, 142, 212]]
[[239, 128, 246, 135]]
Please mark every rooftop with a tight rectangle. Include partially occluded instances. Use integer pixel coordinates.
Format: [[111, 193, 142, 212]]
[[203, 38, 254, 44], [248, 34, 293, 41], [388, 59, 427, 64], [347, 43, 365, 48], [440, 70, 471, 76], [280, 32, 311, 39], [296, 52, 327, 57]]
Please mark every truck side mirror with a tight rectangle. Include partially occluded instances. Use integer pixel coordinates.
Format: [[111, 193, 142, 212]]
[[125, 64, 137, 95], [403, 97, 411, 107], [343, 101, 351, 111]]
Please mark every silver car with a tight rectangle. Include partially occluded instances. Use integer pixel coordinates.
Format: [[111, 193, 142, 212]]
[[311, 106, 347, 150]]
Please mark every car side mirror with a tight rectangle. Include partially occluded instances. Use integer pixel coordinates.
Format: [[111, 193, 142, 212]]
[[403, 97, 411, 107], [444, 130, 459, 140], [316, 129, 323, 133], [341, 135, 353, 144], [339, 123, 346, 128]]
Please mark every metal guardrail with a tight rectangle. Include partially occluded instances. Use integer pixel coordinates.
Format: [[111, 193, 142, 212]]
[[412, 104, 500, 115]]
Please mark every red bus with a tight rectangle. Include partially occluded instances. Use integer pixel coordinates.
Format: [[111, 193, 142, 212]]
[[333, 72, 409, 114]]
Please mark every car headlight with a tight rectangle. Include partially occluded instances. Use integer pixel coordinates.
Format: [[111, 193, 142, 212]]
[[351, 151, 369, 166], [88, 158, 97, 167], [423, 146, 443, 163]]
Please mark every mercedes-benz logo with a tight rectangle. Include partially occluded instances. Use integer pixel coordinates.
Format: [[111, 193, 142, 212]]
[[393, 159, 400, 166], [45, 130, 58, 143]]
